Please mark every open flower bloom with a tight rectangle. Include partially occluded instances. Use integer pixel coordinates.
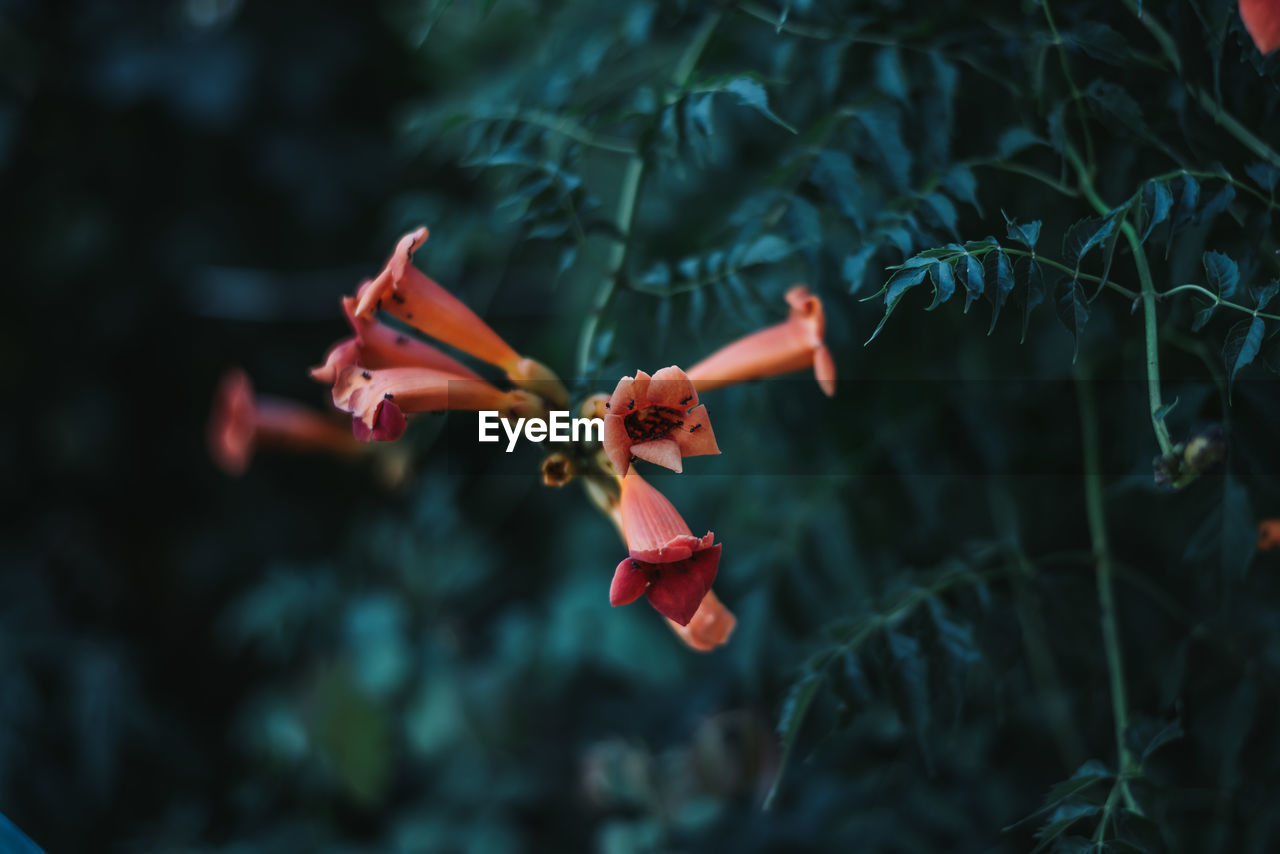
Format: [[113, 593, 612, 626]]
[[352, 227, 567, 406], [209, 369, 359, 475], [1261, 519, 1280, 551], [311, 295, 482, 385], [609, 471, 721, 625], [686, 285, 836, 397], [602, 366, 719, 476], [332, 364, 545, 442], [666, 590, 736, 651], [1242, 0, 1280, 54]]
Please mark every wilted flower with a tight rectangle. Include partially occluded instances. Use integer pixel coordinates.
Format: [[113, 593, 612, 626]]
[[602, 366, 719, 476], [666, 590, 736, 652], [1261, 519, 1280, 551], [332, 365, 545, 443], [1241, 0, 1280, 54], [352, 227, 567, 406], [686, 285, 836, 397], [208, 368, 358, 475], [541, 452, 575, 487], [609, 472, 721, 625]]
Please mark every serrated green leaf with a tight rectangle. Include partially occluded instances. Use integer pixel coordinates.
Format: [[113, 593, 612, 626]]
[[812, 150, 865, 229], [1203, 251, 1240, 300], [926, 259, 956, 310], [1056, 278, 1090, 362], [764, 672, 824, 809], [718, 76, 797, 134], [1005, 216, 1042, 251], [1018, 256, 1046, 343], [942, 164, 983, 215], [867, 266, 930, 342], [987, 250, 1015, 334], [923, 192, 958, 237], [1139, 180, 1173, 245], [1251, 279, 1279, 310], [1191, 304, 1216, 332], [1064, 216, 1117, 268], [736, 234, 794, 267], [1224, 316, 1265, 392], [962, 253, 984, 313], [843, 244, 879, 295]]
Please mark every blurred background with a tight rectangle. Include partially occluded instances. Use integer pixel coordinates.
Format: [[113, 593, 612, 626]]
[[4, 0, 1280, 851]]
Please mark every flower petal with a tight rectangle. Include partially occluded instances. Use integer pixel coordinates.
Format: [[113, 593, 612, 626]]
[[603, 415, 633, 476], [668, 590, 736, 651], [606, 375, 639, 415], [1242, 0, 1280, 54], [617, 472, 696, 560], [672, 404, 720, 459], [631, 438, 683, 473], [646, 366, 698, 408], [609, 558, 650, 607], [814, 344, 837, 397], [644, 544, 721, 626]]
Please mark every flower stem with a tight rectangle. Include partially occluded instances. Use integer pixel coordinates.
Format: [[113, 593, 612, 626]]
[[575, 10, 723, 378], [1075, 369, 1142, 816]]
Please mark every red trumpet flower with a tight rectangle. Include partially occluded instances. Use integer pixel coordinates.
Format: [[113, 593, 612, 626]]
[[608, 472, 721, 626]]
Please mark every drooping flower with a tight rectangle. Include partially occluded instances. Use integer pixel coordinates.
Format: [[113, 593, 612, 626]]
[[352, 227, 567, 406], [666, 590, 736, 652], [686, 285, 836, 397], [602, 366, 719, 476], [311, 294, 482, 385], [609, 471, 721, 625], [1261, 519, 1280, 551], [332, 364, 545, 442], [1241, 0, 1280, 54], [208, 369, 359, 475]]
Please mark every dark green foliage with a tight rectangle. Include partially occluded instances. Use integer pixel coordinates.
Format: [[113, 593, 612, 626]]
[[8, 0, 1280, 852]]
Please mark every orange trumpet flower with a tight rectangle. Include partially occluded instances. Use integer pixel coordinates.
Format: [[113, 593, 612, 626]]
[[332, 365, 545, 442], [311, 294, 482, 385], [1260, 519, 1280, 551], [685, 285, 836, 397], [1241, 0, 1280, 54], [352, 227, 567, 406], [666, 590, 737, 652], [602, 366, 719, 476], [208, 369, 359, 476], [609, 471, 721, 625]]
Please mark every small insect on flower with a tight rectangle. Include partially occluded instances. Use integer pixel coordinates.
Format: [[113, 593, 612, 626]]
[[602, 366, 719, 476]]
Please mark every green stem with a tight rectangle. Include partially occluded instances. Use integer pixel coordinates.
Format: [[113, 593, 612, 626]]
[[574, 11, 722, 377], [1076, 370, 1142, 817], [1066, 144, 1174, 456], [1042, 0, 1096, 172], [1161, 284, 1280, 321]]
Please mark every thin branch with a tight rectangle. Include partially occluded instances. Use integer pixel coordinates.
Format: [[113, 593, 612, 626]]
[[1075, 369, 1143, 818]]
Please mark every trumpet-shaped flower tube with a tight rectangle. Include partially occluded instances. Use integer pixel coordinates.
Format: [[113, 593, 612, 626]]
[[208, 369, 359, 475], [1261, 519, 1280, 551], [686, 285, 835, 397], [608, 472, 720, 625], [352, 227, 567, 406], [666, 590, 736, 652], [602, 366, 718, 476], [332, 365, 544, 442], [311, 295, 482, 385], [1242, 0, 1280, 54]]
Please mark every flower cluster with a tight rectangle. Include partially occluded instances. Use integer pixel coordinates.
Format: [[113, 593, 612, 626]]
[[210, 228, 836, 652]]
